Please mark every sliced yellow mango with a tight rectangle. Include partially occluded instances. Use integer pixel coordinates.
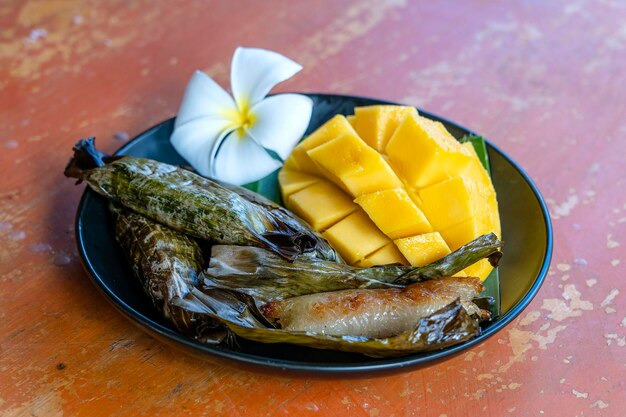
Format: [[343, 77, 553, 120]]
[[407, 189, 423, 208], [435, 121, 457, 141], [278, 170, 320, 202], [461, 142, 492, 189], [307, 133, 402, 197], [418, 176, 489, 231], [439, 217, 497, 280], [394, 232, 451, 266], [279, 106, 501, 272], [356, 242, 408, 267], [290, 115, 357, 175], [322, 210, 390, 264], [439, 217, 483, 251], [355, 188, 432, 240], [461, 142, 501, 240], [463, 258, 493, 279], [282, 156, 300, 171], [385, 115, 473, 189], [349, 105, 418, 152], [286, 181, 357, 231], [307, 133, 365, 177]]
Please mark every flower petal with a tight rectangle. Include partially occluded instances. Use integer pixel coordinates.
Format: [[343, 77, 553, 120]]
[[170, 118, 235, 177], [175, 70, 238, 128], [246, 94, 313, 160], [212, 129, 282, 185], [230, 47, 303, 109]]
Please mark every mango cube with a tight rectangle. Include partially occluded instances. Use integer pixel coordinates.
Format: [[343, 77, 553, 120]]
[[407, 189, 423, 208], [438, 211, 498, 280], [356, 243, 408, 267], [349, 105, 418, 151], [278, 169, 320, 201], [418, 176, 490, 231], [394, 232, 451, 266], [286, 181, 357, 231], [282, 156, 299, 171], [439, 217, 483, 251], [290, 115, 357, 175], [355, 188, 432, 239], [463, 258, 493, 280], [307, 133, 402, 197], [322, 210, 390, 264], [385, 115, 473, 189]]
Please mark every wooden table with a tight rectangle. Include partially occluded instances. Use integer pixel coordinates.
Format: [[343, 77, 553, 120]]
[[1, 1, 624, 415]]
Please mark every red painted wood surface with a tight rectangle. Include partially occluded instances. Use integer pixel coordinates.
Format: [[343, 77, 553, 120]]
[[1, 1, 624, 416]]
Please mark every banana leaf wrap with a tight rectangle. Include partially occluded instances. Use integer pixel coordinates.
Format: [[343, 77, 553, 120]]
[[173, 287, 480, 358], [393, 233, 503, 286], [216, 179, 340, 262], [65, 138, 339, 262], [201, 233, 502, 306], [110, 204, 228, 344]]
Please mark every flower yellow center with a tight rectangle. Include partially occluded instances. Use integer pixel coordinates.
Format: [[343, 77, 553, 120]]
[[224, 99, 256, 136], [237, 107, 255, 131]]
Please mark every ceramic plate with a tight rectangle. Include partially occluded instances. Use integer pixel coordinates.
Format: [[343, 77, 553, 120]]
[[74, 94, 552, 375]]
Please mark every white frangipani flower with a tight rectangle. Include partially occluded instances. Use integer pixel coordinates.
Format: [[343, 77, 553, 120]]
[[170, 47, 313, 185]]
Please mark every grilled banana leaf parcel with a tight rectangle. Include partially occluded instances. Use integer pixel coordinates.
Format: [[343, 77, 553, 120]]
[[174, 285, 482, 358], [201, 233, 502, 306], [111, 204, 226, 343], [65, 138, 339, 262], [262, 277, 488, 338]]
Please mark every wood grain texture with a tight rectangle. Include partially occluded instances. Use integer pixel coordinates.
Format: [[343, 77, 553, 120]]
[[1, 0, 624, 415]]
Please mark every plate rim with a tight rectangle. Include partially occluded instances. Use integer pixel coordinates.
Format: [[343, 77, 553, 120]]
[[74, 93, 553, 375]]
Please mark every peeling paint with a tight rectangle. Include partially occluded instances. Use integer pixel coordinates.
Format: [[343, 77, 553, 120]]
[[557, 263, 571, 271], [541, 284, 593, 321], [601, 289, 619, 307], [606, 234, 620, 249], [591, 400, 610, 409], [519, 311, 541, 326], [548, 195, 579, 218]]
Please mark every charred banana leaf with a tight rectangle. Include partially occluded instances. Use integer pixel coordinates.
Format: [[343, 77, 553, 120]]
[[217, 179, 339, 262], [201, 233, 502, 305], [111, 204, 227, 343], [393, 233, 503, 285], [174, 287, 480, 358], [261, 276, 488, 338], [65, 138, 339, 262]]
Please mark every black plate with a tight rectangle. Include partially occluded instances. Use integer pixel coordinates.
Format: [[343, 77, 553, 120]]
[[75, 94, 552, 376]]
